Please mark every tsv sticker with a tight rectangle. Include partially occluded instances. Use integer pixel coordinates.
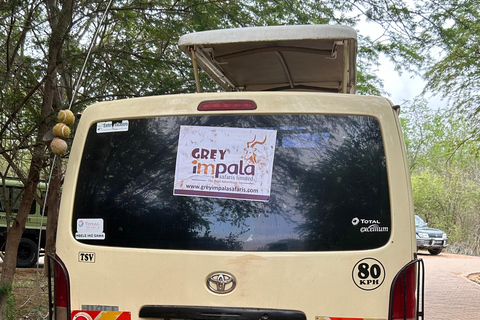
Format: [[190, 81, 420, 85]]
[[352, 258, 385, 291], [78, 252, 96, 263]]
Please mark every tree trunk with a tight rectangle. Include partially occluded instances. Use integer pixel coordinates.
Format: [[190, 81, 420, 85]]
[[44, 158, 62, 275], [0, 0, 74, 315], [0, 154, 42, 317]]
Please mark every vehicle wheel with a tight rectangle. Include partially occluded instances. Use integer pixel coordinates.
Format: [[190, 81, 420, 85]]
[[16, 238, 38, 268], [428, 248, 442, 255]]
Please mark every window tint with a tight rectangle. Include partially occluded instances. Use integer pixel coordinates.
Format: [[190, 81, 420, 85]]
[[73, 115, 391, 251]]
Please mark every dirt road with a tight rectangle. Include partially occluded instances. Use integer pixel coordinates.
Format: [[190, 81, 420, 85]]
[[420, 251, 480, 319]]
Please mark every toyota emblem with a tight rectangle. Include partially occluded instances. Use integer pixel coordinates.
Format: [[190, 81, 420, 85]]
[[207, 272, 236, 294]]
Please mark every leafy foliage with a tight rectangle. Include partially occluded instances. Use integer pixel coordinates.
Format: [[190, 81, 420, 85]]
[[357, 0, 480, 117], [401, 101, 480, 255], [0, 283, 16, 320], [417, 0, 480, 116], [1, 0, 388, 178]]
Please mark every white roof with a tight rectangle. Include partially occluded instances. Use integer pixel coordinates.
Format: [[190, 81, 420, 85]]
[[178, 25, 357, 93]]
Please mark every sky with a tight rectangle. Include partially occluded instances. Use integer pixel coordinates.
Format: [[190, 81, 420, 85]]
[[375, 55, 447, 109], [358, 22, 448, 110], [375, 57, 423, 104]]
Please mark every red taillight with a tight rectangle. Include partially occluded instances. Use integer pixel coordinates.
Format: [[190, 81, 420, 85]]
[[197, 100, 257, 111], [48, 255, 70, 320], [389, 260, 424, 320], [55, 261, 69, 308]]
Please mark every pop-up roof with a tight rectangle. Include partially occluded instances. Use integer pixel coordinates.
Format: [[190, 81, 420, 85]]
[[178, 25, 357, 93]]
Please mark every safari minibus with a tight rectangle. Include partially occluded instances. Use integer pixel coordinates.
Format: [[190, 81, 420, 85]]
[[50, 25, 424, 320], [0, 178, 46, 267]]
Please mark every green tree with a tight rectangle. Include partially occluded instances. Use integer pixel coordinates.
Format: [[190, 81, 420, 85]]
[[401, 102, 480, 255], [360, 0, 480, 118], [418, 0, 480, 116]]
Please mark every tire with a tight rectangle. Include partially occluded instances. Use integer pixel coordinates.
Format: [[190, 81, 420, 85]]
[[16, 238, 38, 268], [428, 248, 442, 255]]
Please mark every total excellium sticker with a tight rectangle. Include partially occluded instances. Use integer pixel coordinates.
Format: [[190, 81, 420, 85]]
[[75, 219, 105, 240], [351, 217, 389, 233]]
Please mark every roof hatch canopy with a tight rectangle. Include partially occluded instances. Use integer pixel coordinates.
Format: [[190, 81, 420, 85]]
[[178, 25, 357, 93]]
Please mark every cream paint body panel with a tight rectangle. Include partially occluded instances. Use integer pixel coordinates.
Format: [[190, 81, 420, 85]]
[[57, 91, 415, 320]]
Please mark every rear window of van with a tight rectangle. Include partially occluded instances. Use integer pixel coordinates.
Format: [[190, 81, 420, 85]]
[[72, 114, 391, 251]]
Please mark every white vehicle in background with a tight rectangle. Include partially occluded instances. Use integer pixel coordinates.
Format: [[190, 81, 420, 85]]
[[49, 25, 424, 320]]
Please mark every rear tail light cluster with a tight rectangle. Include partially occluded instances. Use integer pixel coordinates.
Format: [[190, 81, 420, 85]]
[[47, 254, 70, 320], [389, 259, 424, 320]]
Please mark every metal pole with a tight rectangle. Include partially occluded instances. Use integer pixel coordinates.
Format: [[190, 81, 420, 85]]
[[191, 46, 202, 93], [342, 40, 349, 93]]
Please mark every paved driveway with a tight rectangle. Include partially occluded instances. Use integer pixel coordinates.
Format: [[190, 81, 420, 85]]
[[420, 251, 480, 319]]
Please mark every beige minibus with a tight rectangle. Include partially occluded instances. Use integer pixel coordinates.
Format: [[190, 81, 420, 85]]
[[50, 25, 423, 320]]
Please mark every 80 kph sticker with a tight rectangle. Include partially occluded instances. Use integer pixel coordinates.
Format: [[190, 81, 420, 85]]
[[352, 258, 385, 291]]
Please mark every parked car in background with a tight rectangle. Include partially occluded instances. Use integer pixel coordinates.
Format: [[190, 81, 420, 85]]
[[0, 178, 47, 267], [415, 215, 448, 255]]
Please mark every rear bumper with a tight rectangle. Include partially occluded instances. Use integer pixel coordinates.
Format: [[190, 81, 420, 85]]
[[416, 238, 448, 250]]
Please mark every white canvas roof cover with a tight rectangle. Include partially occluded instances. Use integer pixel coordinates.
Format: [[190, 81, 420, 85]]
[[178, 25, 357, 93]]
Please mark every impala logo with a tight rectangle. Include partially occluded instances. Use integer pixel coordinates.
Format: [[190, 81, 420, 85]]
[[244, 135, 267, 164], [207, 272, 236, 294]]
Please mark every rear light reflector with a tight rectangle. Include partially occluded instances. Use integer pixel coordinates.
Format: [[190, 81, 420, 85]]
[[55, 261, 69, 308], [389, 259, 424, 320], [198, 100, 257, 111], [47, 254, 70, 320]]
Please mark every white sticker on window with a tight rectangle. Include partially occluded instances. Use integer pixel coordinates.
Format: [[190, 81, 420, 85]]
[[75, 219, 105, 240], [174, 126, 277, 202], [96, 120, 129, 133]]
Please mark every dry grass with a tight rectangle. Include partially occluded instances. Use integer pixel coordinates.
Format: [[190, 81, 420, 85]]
[[11, 268, 49, 319], [468, 272, 480, 285]]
